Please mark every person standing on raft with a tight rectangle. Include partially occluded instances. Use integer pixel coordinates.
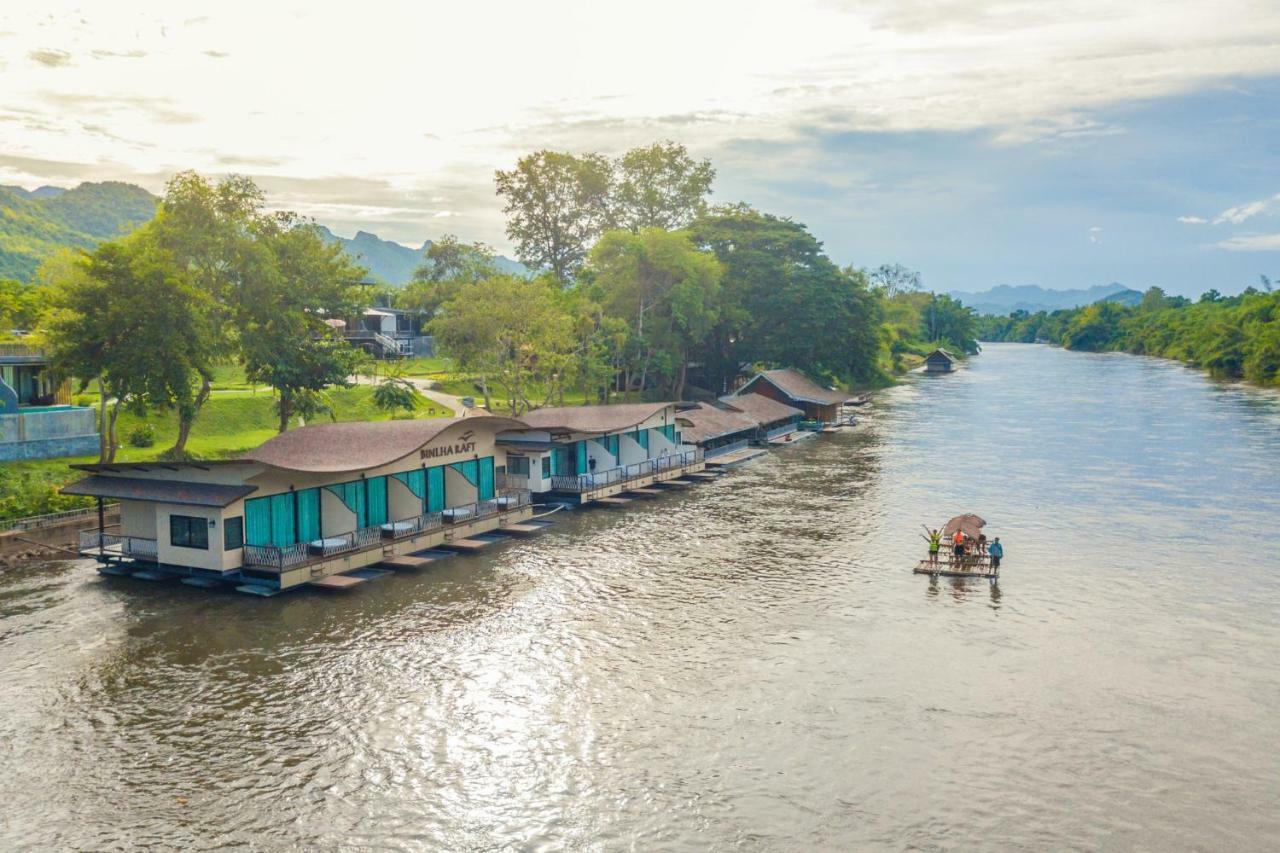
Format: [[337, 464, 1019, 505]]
[[988, 538, 1003, 570], [921, 528, 942, 564]]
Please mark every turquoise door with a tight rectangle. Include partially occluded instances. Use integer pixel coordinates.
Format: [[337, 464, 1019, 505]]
[[367, 476, 388, 527], [297, 488, 321, 542], [426, 466, 445, 512], [575, 441, 588, 474], [245, 496, 272, 547], [477, 457, 495, 501], [268, 493, 295, 546]]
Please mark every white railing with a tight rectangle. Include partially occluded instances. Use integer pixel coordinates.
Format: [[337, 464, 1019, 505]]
[[496, 489, 531, 511], [244, 542, 310, 570], [243, 525, 382, 569], [705, 439, 749, 459], [381, 511, 443, 539], [765, 422, 797, 439], [551, 466, 625, 493], [4, 503, 119, 534], [79, 530, 121, 552], [124, 536, 158, 560]]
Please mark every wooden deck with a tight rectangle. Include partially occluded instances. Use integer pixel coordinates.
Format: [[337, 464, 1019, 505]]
[[625, 486, 664, 497], [596, 496, 633, 506], [705, 447, 767, 467], [913, 558, 999, 579], [499, 523, 547, 535], [309, 573, 367, 590], [380, 554, 437, 569], [445, 537, 493, 551]]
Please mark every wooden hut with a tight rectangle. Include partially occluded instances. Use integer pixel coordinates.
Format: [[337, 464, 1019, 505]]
[[923, 348, 957, 373]]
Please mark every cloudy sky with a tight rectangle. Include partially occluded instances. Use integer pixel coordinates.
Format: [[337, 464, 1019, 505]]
[[4, 1, 1280, 295]]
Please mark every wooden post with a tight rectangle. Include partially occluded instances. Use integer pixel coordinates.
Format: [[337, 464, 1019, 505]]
[[97, 497, 105, 556]]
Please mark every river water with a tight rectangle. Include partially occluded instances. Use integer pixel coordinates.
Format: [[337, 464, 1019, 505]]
[[1, 343, 1278, 851]]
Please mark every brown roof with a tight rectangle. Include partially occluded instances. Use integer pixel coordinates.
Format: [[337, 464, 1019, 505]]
[[63, 475, 257, 507], [739, 369, 851, 406], [681, 404, 759, 444], [721, 392, 803, 426], [516, 402, 674, 435], [243, 416, 527, 473]]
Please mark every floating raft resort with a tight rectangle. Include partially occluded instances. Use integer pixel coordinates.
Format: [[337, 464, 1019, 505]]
[[65, 383, 865, 596]]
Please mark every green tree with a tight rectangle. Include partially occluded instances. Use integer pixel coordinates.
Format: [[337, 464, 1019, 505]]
[[236, 215, 369, 432], [494, 151, 614, 282], [372, 370, 423, 416], [397, 234, 500, 317], [588, 228, 722, 400], [612, 141, 715, 232]]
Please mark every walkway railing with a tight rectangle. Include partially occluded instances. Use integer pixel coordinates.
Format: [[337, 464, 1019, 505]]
[[77, 531, 157, 560], [705, 439, 749, 459], [551, 451, 703, 494], [765, 422, 797, 440], [6, 503, 119, 534], [243, 525, 382, 570]]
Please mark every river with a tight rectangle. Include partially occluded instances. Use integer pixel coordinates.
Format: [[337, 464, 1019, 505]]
[[1, 343, 1278, 851]]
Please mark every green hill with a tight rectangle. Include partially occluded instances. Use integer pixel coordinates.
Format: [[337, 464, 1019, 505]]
[[0, 182, 157, 280]]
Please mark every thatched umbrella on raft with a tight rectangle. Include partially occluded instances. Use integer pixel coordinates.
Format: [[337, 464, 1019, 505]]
[[941, 514, 986, 540]]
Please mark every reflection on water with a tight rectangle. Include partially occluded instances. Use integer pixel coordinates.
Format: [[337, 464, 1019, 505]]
[[1, 343, 1279, 850]]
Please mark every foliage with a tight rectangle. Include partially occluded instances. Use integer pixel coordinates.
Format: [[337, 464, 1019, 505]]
[[687, 205, 884, 391], [372, 371, 424, 415], [0, 182, 156, 282], [397, 234, 501, 316], [127, 423, 155, 448], [589, 228, 722, 400], [0, 277, 44, 332], [612, 141, 715, 232], [430, 274, 576, 414], [977, 287, 1280, 384], [495, 151, 614, 282]]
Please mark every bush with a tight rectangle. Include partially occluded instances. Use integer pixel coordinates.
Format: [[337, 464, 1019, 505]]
[[73, 394, 94, 407], [127, 423, 155, 448]]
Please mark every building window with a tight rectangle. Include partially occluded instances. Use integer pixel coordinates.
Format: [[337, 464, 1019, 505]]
[[224, 516, 244, 551], [508, 456, 530, 476], [170, 514, 209, 550]]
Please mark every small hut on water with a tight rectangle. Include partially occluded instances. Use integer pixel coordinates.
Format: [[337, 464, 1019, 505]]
[[923, 349, 957, 373]]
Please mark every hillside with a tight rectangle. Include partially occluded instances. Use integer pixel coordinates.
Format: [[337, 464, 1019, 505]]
[[948, 282, 1141, 315], [0, 179, 524, 285], [317, 226, 527, 284], [0, 182, 157, 280]]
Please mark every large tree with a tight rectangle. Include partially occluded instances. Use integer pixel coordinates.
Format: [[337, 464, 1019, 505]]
[[494, 151, 614, 282], [588, 228, 722, 400], [612, 141, 715, 233], [430, 274, 574, 414], [238, 215, 369, 432], [689, 204, 882, 389], [397, 234, 500, 317]]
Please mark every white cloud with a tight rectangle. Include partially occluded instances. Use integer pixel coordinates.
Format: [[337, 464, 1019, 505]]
[[1177, 216, 1208, 224], [1214, 197, 1274, 225], [1216, 233, 1280, 251], [2, 1, 1280, 246], [1089, 226, 1102, 244]]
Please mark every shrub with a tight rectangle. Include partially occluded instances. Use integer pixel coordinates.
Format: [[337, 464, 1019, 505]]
[[127, 423, 155, 448], [73, 394, 94, 407]]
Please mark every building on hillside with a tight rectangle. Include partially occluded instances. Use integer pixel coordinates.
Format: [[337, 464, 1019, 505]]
[[496, 402, 704, 504], [66, 416, 533, 594], [0, 343, 99, 461], [339, 308, 434, 358], [924, 348, 957, 373], [730, 368, 853, 426]]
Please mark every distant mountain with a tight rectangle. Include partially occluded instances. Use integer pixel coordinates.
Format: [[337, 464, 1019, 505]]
[[0, 182, 157, 280], [0, 179, 524, 285], [316, 226, 527, 285], [948, 283, 1142, 315]]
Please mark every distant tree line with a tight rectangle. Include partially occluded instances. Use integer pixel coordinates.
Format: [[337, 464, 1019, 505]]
[[977, 282, 1280, 384]]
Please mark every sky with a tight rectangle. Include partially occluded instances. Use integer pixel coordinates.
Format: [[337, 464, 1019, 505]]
[[3, 0, 1280, 296]]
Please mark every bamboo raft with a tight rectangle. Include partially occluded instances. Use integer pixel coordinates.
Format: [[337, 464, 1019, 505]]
[[913, 554, 999, 580]]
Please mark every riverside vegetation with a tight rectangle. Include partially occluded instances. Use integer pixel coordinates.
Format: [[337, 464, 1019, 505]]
[[977, 283, 1280, 386], [2, 141, 978, 520]]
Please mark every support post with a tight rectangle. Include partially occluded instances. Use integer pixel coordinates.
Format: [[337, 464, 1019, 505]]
[[97, 497, 105, 555]]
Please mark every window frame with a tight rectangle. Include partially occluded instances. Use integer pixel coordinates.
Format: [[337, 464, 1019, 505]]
[[170, 514, 210, 551], [224, 515, 244, 551]]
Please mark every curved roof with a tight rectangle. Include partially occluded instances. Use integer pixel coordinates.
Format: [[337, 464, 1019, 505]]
[[242, 415, 527, 474], [516, 402, 675, 435]]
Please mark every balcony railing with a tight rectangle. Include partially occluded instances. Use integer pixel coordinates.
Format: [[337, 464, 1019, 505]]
[[496, 472, 529, 492], [243, 525, 382, 570], [77, 532, 157, 560], [705, 439, 749, 459], [381, 511, 444, 539], [551, 451, 702, 494]]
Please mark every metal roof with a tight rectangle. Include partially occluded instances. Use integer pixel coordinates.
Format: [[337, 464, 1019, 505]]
[[63, 475, 258, 507]]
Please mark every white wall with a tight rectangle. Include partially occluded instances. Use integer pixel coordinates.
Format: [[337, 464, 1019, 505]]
[[388, 476, 421, 522], [618, 434, 647, 466], [120, 500, 156, 539], [155, 503, 226, 572], [445, 466, 477, 506]]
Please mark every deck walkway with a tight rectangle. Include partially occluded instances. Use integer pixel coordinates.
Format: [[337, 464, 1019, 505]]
[[705, 447, 767, 467]]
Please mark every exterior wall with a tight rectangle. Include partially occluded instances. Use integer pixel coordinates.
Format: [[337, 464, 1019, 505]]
[[0, 407, 99, 460], [585, 438, 616, 471], [154, 502, 228, 572], [120, 500, 157, 539], [618, 433, 647, 466], [320, 488, 357, 535], [388, 475, 421, 522], [443, 466, 478, 505]]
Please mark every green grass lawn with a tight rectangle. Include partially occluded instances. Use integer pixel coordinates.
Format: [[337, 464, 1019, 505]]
[[0, 384, 448, 522]]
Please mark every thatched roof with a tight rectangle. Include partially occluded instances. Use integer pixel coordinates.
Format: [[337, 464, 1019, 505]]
[[681, 404, 759, 444], [722, 392, 803, 426], [517, 402, 675, 435], [738, 368, 851, 406]]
